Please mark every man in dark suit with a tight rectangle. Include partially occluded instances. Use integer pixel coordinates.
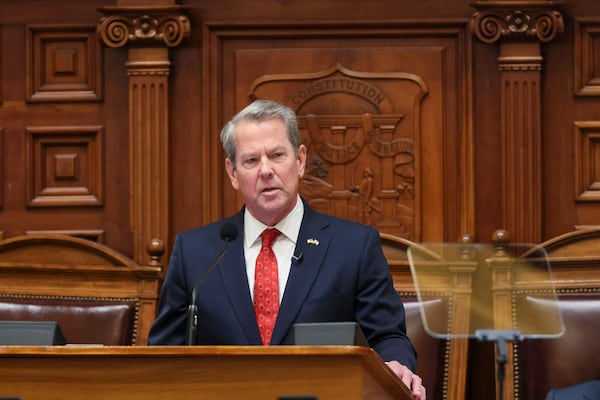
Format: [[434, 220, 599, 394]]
[[148, 99, 426, 400], [545, 380, 600, 400]]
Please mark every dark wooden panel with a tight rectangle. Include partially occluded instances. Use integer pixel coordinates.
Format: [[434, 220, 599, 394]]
[[541, 6, 600, 239], [0, 15, 130, 256], [26, 25, 102, 102], [0, 2, 598, 260], [574, 121, 600, 202], [0, 127, 4, 210], [25, 125, 104, 207], [0, 25, 3, 106], [574, 18, 600, 96], [203, 22, 472, 243]]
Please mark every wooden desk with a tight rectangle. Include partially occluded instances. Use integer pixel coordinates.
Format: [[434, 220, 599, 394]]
[[0, 346, 412, 400]]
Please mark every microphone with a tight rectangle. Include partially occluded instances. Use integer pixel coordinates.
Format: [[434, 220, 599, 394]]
[[186, 221, 238, 345], [291, 252, 304, 264]]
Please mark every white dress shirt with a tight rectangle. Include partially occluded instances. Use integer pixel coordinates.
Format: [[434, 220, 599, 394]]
[[243, 195, 304, 303]]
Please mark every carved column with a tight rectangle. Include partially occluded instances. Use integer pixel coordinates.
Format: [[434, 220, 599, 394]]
[[471, 1, 563, 244], [97, 6, 190, 264]]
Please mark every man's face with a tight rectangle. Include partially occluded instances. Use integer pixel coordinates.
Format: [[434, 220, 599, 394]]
[[225, 118, 306, 226]]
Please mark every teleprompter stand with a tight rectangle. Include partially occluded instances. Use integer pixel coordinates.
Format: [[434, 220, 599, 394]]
[[408, 241, 564, 400]]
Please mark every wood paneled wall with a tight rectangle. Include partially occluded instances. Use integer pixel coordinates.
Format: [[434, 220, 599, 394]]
[[4, 0, 600, 260], [2, 0, 600, 396], [0, 0, 596, 254]]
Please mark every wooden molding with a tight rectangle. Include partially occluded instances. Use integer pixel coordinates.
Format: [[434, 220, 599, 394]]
[[25, 229, 106, 243], [25, 125, 104, 208], [0, 26, 3, 105], [26, 25, 102, 102], [498, 42, 543, 244], [204, 21, 475, 243], [96, 5, 190, 263], [470, 0, 563, 244], [0, 128, 3, 210], [574, 121, 600, 202], [574, 18, 600, 96], [126, 48, 170, 264], [471, 2, 564, 44], [97, 5, 190, 48]]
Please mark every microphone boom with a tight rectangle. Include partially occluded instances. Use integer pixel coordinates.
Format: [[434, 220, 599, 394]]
[[186, 222, 238, 345]]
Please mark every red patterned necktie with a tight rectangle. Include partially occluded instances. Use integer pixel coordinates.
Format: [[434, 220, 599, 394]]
[[254, 228, 281, 346]]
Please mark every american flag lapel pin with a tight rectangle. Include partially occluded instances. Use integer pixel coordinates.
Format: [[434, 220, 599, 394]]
[[307, 238, 320, 246]]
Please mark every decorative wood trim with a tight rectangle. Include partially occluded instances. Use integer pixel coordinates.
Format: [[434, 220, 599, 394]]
[[25, 229, 105, 243], [26, 25, 102, 102], [574, 18, 600, 96], [499, 41, 543, 244], [574, 224, 600, 230], [471, 1, 563, 247], [498, 50, 544, 389], [0, 127, 3, 210], [127, 48, 170, 264], [0, 25, 3, 106], [247, 63, 427, 240], [203, 20, 475, 243], [97, 5, 190, 48], [471, 1, 564, 44], [456, 26, 475, 244], [97, 5, 190, 264], [574, 121, 600, 202], [25, 125, 104, 208]]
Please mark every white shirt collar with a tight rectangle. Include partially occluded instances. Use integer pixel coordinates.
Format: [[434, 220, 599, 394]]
[[244, 195, 304, 249]]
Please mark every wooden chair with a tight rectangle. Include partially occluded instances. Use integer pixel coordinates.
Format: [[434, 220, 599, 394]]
[[488, 229, 600, 400], [0, 234, 163, 345], [380, 233, 473, 400]]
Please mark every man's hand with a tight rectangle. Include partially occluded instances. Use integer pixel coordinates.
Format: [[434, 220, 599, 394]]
[[385, 361, 427, 400]]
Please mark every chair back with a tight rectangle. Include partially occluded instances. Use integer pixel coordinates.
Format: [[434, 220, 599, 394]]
[[513, 229, 600, 399], [0, 234, 162, 345]]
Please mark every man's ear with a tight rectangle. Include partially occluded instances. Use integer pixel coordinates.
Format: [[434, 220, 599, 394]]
[[297, 144, 307, 178], [225, 158, 239, 190]]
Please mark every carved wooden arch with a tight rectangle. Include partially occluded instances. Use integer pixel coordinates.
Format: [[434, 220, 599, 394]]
[[0, 233, 140, 266]]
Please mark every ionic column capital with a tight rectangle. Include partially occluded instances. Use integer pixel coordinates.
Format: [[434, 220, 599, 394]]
[[97, 5, 190, 48], [471, 1, 564, 44]]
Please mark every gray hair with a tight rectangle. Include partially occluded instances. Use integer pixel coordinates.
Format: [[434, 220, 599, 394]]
[[220, 99, 300, 164]]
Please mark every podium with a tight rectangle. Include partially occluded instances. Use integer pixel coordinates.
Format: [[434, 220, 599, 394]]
[[0, 346, 412, 400]]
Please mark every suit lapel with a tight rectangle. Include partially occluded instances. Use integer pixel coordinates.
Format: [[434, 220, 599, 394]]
[[216, 205, 332, 345], [217, 213, 262, 344], [583, 382, 600, 400], [270, 206, 331, 344]]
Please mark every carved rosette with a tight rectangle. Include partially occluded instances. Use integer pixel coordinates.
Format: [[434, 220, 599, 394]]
[[471, 7, 564, 44], [97, 6, 190, 48]]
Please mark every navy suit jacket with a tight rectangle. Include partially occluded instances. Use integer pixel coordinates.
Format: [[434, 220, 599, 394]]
[[148, 203, 417, 370], [545, 380, 600, 400]]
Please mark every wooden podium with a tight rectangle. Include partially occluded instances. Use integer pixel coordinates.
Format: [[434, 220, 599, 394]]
[[0, 346, 412, 400]]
